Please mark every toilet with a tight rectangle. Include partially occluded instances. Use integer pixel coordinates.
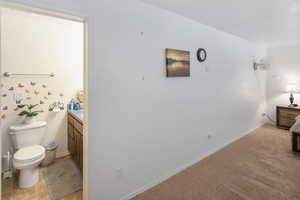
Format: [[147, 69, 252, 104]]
[[9, 121, 47, 188]]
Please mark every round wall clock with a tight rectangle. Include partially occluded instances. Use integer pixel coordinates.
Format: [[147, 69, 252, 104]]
[[197, 48, 207, 63]]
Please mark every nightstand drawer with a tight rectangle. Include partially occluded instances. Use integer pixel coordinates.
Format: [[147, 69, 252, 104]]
[[277, 106, 300, 129], [278, 118, 295, 128], [278, 109, 300, 120]]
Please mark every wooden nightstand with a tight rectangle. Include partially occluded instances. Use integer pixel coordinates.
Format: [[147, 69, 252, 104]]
[[277, 105, 300, 130]]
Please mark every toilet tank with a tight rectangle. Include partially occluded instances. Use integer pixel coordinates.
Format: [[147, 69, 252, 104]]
[[9, 121, 47, 150]]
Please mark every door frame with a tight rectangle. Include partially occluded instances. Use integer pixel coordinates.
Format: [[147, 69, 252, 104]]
[[0, 2, 89, 199]]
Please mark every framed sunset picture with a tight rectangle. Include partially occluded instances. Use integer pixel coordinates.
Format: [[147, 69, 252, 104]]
[[166, 48, 190, 77]]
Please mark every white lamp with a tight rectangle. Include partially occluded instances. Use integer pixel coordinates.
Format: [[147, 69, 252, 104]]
[[287, 84, 297, 107]]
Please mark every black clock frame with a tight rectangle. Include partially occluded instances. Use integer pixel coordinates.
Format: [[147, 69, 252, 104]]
[[197, 48, 207, 63]]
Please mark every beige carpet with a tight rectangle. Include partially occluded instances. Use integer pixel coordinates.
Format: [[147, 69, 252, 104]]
[[132, 124, 300, 200]]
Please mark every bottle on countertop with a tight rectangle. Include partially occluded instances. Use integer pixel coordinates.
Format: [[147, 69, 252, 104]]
[[68, 99, 75, 110]]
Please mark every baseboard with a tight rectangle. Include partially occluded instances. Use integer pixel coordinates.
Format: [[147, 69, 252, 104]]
[[56, 151, 70, 158], [120, 124, 263, 200]]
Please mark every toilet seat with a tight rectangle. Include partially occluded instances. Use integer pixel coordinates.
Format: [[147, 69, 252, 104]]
[[13, 146, 46, 189], [14, 145, 45, 163]]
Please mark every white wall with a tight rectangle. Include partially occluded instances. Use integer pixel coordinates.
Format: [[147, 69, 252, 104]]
[[1, 8, 83, 159], [1, 0, 266, 200], [266, 43, 300, 121]]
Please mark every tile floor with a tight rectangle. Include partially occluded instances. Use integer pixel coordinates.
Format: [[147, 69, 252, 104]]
[[1, 157, 82, 200]]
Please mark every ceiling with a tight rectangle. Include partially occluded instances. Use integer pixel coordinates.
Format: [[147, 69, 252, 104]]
[[141, 0, 300, 45]]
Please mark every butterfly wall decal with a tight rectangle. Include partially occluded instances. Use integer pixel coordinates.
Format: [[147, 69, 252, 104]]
[[40, 100, 44, 104], [8, 87, 14, 91], [2, 106, 8, 110], [25, 89, 30, 93], [16, 99, 22, 104], [30, 82, 36, 86], [48, 92, 52, 95], [2, 94, 7, 97], [1, 114, 6, 119], [18, 83, 24, 88], [34, 90, 39, 95], [42, 85, 47, 88]]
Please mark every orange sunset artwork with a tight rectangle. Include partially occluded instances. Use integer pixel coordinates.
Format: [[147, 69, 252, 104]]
[[166, 48, 190, 77]]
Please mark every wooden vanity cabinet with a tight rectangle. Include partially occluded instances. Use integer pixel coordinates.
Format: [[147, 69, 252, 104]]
[[68, 112, 83, 171]]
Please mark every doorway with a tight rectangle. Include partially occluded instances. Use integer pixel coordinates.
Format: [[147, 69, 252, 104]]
[[0, 2, 88, 200]]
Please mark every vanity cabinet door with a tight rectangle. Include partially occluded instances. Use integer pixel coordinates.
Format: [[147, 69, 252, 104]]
[[74, 130, 79, 165], [74, 120, 83, 134], [79, 134, 83, 170], [68, 113, 83, 171], [68, 123, 74, 156]]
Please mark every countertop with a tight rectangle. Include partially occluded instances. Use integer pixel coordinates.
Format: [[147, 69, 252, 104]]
[[68, 109, 84, 122]]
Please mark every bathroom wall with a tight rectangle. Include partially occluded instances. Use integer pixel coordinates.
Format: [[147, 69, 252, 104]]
[[1, 8, 84, 160], [1, 0, 266, 200], [265, 43, 300, 121]]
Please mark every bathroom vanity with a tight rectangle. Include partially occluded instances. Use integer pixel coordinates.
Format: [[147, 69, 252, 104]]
[[67, 110, 83, 171]]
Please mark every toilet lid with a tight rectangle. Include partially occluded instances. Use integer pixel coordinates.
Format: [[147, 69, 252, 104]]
[[14, 145, 45, 162]]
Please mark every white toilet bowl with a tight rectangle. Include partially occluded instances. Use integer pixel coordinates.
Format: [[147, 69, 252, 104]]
[[13, 145, 45, 188]]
